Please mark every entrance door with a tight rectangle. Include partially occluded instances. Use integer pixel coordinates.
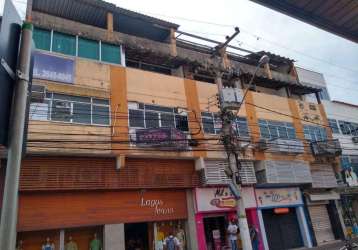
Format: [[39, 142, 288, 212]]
[[308, 205, 335, 244], [263, 208, 303, 250], [203, 216, 227, 250], [125, 223, 149, 250]]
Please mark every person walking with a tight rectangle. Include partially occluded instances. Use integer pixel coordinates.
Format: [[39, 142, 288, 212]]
[[227, 219, 239, 250], [163, 232, 180, 250]]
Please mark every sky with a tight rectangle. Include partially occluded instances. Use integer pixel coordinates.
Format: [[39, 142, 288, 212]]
[[10, 0, 358, 104]]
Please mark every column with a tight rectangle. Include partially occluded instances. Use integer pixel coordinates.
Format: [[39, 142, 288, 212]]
[[257, 209, 269, 250], [104, 224, 125, 250], [186, 190, 199, 250], [296, 206, 313, 248]]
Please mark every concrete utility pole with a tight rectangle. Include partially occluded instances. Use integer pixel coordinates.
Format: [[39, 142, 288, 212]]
[[0, 22, 33, 250], [213, 28, 253, 250]]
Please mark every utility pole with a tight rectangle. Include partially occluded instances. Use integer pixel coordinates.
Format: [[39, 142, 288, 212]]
[[213, 28, 253, 250], [0, 22, 33, 250]]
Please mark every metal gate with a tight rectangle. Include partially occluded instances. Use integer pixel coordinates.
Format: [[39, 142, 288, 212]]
[[308, 205, 335, 244]]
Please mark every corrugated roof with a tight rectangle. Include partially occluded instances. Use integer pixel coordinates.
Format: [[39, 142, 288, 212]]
[[250, 0, 358, 43], [32, 0, 179, 33]]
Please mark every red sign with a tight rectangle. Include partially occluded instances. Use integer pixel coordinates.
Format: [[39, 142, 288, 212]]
[[274, 208, 289, 214]]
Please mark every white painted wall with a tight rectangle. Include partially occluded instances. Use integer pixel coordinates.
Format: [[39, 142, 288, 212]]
[[323, 100, 358, 156]]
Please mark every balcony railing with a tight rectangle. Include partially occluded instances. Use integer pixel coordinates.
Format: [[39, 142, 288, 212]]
[[310, 139, 342, 157], [256, 138, 304, 154]]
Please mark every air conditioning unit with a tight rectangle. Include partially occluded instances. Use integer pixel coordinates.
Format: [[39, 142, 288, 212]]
[[221, 87, 243, 109], [352, 137, 358, 144], [31, 85, 46, 103]]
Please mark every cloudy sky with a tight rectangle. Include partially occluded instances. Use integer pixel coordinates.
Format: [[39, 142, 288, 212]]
[[11, 0, 358, 104], [105, 0, 358, 105]]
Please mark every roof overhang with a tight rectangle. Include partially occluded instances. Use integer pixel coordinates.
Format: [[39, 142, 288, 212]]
[[250, 0, 358, 43], [31, 0, 179, 42]]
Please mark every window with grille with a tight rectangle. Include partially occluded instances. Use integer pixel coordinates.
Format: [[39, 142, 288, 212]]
[[328, 119, 340, 134]]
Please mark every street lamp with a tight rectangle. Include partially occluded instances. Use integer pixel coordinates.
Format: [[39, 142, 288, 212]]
[[240, 55, 270, 109]]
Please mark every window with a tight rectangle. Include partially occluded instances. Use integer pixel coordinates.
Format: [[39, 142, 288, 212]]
[[78, 38, 99, 60], [30, 92, 110, 125], [259, 119, 296, 139], [101, 42, 121, 64], [52, 32, 76, 56], [128, 103, 189, 132], [33, 26, 122, 65], [33, 28, 51, 51], [303, 125, 327, 141], [201, 112, 221, 135], [201, 112, 249, 137], [338, 120, 358, 136], [318, 87, 330, 101], [328, 119, 340, 134]]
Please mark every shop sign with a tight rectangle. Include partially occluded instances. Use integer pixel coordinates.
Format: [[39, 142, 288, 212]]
[[135, 127, 188, 150], [140, 197, 175, 216], [196, 187, 236, 212], [33, 51, 75, 83], [256, 187, 303, 208]]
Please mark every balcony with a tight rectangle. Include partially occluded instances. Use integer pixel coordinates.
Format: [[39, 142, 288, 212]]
[[310, 139, 342, 157], [200, 160, 256, 186], [256, 138, 304, 154], [255, 160, 312, 185], [310, 164, 338, 188]]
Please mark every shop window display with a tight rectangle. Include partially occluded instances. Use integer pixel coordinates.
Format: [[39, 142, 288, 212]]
[[153, 220, 186, 250]]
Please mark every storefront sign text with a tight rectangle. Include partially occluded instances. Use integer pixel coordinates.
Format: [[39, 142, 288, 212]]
[[140, 197, 174, 215], [255, 187, 303, 208]]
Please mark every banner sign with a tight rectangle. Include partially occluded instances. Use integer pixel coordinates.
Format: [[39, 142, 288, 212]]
[[135, 128, 188, 150], [255, 187, 303, 208], [33, 52, 74, 83]]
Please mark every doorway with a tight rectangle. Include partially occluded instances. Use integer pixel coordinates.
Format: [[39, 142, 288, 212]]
[[262, 208, 303, 250], [125, 222, 149, 250], [203, 216, 227, 250]]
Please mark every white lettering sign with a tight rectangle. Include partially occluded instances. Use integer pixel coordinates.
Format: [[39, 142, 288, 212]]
[[140, 197, 174, 215]]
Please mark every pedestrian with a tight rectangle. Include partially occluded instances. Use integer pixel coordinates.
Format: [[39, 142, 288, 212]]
[[163, 232, 180, 250], [227, 219, 239, 250], [249, 224, 259, 250]]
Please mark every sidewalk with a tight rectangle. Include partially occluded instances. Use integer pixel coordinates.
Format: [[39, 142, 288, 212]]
[[302, 238, 358, 250]]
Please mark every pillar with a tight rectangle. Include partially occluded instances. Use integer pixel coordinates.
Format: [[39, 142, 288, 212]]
[[104, 224, 125, 250], [107, 12, 114, 33], [186, 190, 199, 250], [257, 209, 269, 250], [296, 206, 313, 248]]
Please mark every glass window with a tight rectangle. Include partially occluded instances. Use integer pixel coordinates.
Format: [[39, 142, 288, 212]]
[[51, 100, 72, 122], [160, 113, 175, 128], [52, 32, 76, 56], [92, 105, 110, 125], [328, 119, 340, 134], [129, 109, 144, 128], [339, 121, 351, 135], [303, 125, 327, 141], [33, 28, 51, 51], [175, 115, 189, 132], [73, 103, 91, 123], [202, 116, 215, 134], [145, 111, 160, 128], [78, 37, 99, 60], [101, 42, 121, 64], [259, 119, 296, 139], [236, 117, 249, 137], [93, 98, 109, 105]]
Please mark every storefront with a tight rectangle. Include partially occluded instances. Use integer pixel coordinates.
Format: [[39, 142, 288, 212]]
[[256, 187, 312, 250], [17, 189, 189, 250], [304, 191, 344, 245], [194, 186, 259, 250]]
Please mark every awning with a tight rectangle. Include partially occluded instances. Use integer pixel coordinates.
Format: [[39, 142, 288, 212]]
[[308, 191, 340, 201]]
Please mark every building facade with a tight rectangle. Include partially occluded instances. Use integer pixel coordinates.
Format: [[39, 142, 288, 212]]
[[0, 1, 346, 250]]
